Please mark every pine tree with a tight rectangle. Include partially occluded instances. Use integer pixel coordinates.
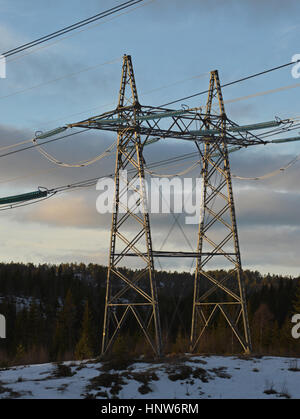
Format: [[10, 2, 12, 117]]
[[172, 328, 188, 354], [279, 316, 298, 356], [74, 300, 93, 360], [14, 343, 26, 364], [52, 289, 77, 360], [27, 300, 42, 349], [252, 303, 274, 353]]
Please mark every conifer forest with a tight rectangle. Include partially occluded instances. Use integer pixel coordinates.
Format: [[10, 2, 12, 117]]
[[0, 262, 299, 366]]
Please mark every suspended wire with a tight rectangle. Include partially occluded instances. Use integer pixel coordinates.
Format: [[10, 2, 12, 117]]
[[51, 142, 300, 191], [0, 57, 121, 101], [1, 117, 300, 186], [24, 73, 207, 129], [140, 72, 210, 97], [0, 113, 293, 158], [160, 59, 300, 107], [2, 141, 300, 211], [144, 156, 197, 172], [33, 136, 117, 168], [33, 88, 300, 140], [145, 160, 201, 178], [1, 0, 297, 113], [0, 137, 33, 152], [0, 129, 90, 159], [2, 1, 146, 58], [1, 70, 298, 156], [4, 0, 153, 66], [0, 167, 58, 185], [1, 99, 300, 191], [224, 81, 300, 106], [51, 146, 239, 194], [2, 0, 155, 69], [3, 130, 298, 193], [259, 124, 300, 140], [0, 191, 57, 211], [48, 151, 206, 194], [0, 151, 202, 209], [0, 66, 206, 107], [232, 153, 300, 181]]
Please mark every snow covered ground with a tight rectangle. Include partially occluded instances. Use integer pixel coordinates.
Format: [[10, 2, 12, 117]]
[[0, 355, 299, 399]]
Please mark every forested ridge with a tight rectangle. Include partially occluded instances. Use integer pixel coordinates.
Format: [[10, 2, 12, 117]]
[[0, 262, 300, 366]]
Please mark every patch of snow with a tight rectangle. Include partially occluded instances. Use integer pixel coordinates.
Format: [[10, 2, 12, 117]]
[[0, 355, 299, 399]]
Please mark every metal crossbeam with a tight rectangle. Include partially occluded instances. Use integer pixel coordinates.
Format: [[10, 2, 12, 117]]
[[69, 99, 266, 148], [115, 251, 237, 258]]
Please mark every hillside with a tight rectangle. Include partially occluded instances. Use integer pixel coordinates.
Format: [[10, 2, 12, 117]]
[[0, 354, 300, 400], [1, 262, 300, 366]]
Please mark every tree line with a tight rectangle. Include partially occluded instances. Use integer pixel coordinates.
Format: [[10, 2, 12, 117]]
[[0, 262, 299, 366]]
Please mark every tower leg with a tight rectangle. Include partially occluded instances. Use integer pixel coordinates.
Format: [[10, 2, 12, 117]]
[[190, 71, 252, 354], [101, 55, 162, 357]]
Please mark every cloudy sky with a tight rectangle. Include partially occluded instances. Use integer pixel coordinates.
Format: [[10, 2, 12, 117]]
[[0, 0, 300, 275]]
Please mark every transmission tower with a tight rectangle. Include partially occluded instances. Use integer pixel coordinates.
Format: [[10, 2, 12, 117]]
[[70, 56, 263, 356], [190, 70, 252, 353], [101, 55, 162, 357]]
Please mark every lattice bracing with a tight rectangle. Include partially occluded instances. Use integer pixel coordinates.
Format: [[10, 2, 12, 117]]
[[190, 71, 252, 353]]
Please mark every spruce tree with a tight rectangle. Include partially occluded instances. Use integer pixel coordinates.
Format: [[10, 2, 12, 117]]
[[52, 289, 77, 360], [74, 300, 93, 360]]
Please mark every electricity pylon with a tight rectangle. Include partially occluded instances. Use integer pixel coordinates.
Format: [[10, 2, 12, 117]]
[[70, 57, 258, 356], [101, 55, 162, 357], [190, 70, 252, 354]]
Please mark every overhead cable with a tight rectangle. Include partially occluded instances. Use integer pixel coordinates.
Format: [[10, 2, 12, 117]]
[[2, 1, 146, 58], [232, 154, 300, 181], [33, 137, 116, 167], [160, 59, 300, 107]]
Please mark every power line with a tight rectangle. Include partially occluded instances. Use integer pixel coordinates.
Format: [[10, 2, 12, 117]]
[[5, 1, 154, 67], [34, 138, 117, 168], [0, 151, 202, 210], [1, 116, 299, 164], [160, 60, 300, 107], [2, 1, 145, 58], [2, 136, 300, 210], [49, 151, 203, 193], [0, 57, 121, 101], [47, 135, 300, 194], [0, 128, 90, 159], [22, 79, 300, 140], [0, 191, 57, 211]]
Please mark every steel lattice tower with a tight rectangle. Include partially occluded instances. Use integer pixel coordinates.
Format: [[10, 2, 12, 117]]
[[70, 55, 261, 356], [190, 71, 252, 353], [101, 55, 162, 357]]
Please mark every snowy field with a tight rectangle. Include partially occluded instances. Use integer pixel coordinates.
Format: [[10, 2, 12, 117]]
[[0, 355, 299, 399]]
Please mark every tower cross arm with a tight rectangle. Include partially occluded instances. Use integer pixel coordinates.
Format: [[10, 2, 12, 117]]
[[67, 104, 268, 147]]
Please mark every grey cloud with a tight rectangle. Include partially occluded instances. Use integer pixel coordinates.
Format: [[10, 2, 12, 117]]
[[234, 188, 300, 227], [0, 123, 116, 190], [239, 224, 300, 273], [231, 148, 300, 193]]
